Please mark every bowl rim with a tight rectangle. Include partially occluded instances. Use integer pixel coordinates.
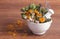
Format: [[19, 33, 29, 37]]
[[27, 19, 52, 24]]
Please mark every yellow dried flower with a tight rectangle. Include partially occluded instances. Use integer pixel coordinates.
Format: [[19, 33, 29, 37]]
[[36, 13, 42, 17], [28, 9, 33, 13], [16, 20, 23, 25], [12, 32, 16, 38], [7, 24, 14, 30], [34, 9, 39, 14], [8, 31, 17, 38], [8, 31, 13, 35], [27, 16, 31, 19], [25, 12, 30, 16], [39, 17, 45, 23]]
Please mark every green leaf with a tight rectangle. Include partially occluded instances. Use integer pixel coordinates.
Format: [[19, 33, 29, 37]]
[[39, 7, 48, 16], [29, 3, 36, 10], [36, 5, 40, 11], [36, 4, 42, 11], [25, 6, 29, 11], [45, 19, 51, 22], [21, 13, 26, 19], [21, 7, 26, 12]]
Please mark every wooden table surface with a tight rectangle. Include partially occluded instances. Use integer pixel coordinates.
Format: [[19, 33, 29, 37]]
[[0, 0, 60, 39]]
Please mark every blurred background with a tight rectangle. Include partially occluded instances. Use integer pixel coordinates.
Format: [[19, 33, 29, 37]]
[[0, 0, 60, 39]]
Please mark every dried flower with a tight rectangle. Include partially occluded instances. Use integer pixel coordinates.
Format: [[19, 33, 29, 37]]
[[34, 9, 39, 14], [16, 20, 23, 26], [39, 17, 46, 23], [7, 24, 15, 31], [28, 9, 33, 13]]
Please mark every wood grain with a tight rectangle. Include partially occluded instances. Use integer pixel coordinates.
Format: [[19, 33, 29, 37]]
[[0, 0, 60, 39]]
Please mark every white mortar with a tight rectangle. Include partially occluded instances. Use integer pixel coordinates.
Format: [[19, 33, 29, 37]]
[[27, 20, 52, 35]]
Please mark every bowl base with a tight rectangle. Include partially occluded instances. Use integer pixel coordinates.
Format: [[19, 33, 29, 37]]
[[33, 31, 46, 35]]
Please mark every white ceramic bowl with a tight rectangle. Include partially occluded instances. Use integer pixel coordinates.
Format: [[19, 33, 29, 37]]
[[27, 20, 52, 35]]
